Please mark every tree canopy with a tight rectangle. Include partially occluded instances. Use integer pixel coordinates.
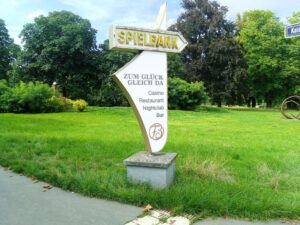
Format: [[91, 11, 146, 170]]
[[287, 12, 300, 95], [88, 39, 135, 106], [17, 11, 99, 99], [0, 19, 18, 80], [171, 0, 248, 107], [237, 10, 300, 107]]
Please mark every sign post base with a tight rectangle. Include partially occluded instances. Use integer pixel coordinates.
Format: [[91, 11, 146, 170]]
[[124, 151, 177, 189]]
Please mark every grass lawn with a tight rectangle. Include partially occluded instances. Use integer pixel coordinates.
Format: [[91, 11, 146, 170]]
[[0, 107, 299, 220]]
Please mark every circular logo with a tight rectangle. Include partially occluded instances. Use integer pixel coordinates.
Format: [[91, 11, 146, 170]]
[[149, 123, 164, 140]]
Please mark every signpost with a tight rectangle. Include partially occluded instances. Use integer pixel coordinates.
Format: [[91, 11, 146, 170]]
[[110, 26, 187, 53], [109, 3, 187, 188], [285, 23, 300, 38]]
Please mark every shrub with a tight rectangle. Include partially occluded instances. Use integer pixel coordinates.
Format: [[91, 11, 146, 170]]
[[0, 80, 12, 112], [61, 97, 73, 110], [0, 80, 10, 95], [73, 99, 88, 112], [9, 81, 54, 113], [0, 81, 67, 113], [45, 96, 65, 112], [168, 77, 208, 110]]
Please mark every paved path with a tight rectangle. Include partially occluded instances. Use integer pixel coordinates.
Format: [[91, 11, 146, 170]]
[[0, 167, 298, 225], [0, 167, 141, 225]]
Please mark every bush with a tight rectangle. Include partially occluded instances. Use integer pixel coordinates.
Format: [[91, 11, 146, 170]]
[[61, 97, 74, 110], [0, 81, 67, 113], [168, 77, 208, 110], [73, 99, 88, 112], [45, 96, 65, 112], [0, 80, 12, 112], [9, 82, 54, 113], [0, 80, 10, 95]]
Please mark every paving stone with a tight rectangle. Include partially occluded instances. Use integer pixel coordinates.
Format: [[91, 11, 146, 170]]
[[132, 215, 160, 225], [125, 222, 138, 225], [166, 216, 190, 225], [151, 210, 170, 219]]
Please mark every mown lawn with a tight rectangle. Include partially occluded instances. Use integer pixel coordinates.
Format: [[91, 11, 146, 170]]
[[0, 107, 299, 219]]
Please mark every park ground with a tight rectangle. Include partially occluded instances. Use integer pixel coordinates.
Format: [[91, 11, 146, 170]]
[[0, 107, 299, 220]]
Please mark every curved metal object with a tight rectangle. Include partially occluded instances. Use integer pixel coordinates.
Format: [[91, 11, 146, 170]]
[[280, 95, 300, 119]]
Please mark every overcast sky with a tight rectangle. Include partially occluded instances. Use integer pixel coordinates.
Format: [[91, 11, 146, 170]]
[[0, 0, 299, 46]]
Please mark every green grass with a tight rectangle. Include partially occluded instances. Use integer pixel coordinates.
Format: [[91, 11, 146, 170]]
[[0, 107, 299, 219]]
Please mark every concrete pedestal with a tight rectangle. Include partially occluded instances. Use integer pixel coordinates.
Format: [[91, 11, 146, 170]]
[[124, 151, 177, 189]]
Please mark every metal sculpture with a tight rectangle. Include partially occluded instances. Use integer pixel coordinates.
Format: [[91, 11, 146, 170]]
[[280, 95, 300, 119]]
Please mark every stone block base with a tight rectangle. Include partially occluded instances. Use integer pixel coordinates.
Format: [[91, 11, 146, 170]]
[[124, 151, 177, 189]]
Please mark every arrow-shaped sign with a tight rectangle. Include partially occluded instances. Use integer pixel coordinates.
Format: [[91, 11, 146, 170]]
[[109, 26, 188, 53]]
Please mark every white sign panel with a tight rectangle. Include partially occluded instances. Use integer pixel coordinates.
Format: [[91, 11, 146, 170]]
[[113, 51, 167, 152], [111, 3, 187, 153]]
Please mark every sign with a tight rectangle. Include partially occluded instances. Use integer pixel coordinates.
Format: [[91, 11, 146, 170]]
[[110, 3, 187, 153], [109, 26, 188, 53], [113, 51, 168, 153], [285, 23, 300, 38]]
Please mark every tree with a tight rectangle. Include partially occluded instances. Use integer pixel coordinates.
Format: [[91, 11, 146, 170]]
[[237, 10, 299, 107], [167, 53, 185, 78], [17, 11, 99, 100], [287, 12, 300, 24], [0, 19, 18, 80], [171, 0, 248, 107], [286, 12, 300, 96], [87, 40, 135, 106]]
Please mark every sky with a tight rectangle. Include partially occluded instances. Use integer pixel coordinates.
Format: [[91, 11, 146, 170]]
[[0, 0, 299, 46]]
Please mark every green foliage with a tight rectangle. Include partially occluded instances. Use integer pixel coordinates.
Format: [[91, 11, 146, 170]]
[[0, 80, 12, 112], [9, 82, 54, 113], [171, 0, 248, 107], [61, 97, 74, 111], [287, 12, 300, 24], [237, 10, 300, 107], [0, 19, 19, 80], [286, 12, 300, 97], [88, 75, 129, 106], [0, 79, 10, 95], [16, 11, 99, 100], [167, 53, 185, 78], [168, 77, 208, 110], [3, 8, 298, 109], [295, 86, 300, 95], [45, 96, 65, 112], [0, 81, 67, 113], [72, 99, 88, 112], [88, 40, 135, 106]]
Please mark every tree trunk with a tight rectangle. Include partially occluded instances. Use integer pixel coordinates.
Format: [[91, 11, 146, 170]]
[[216, 97, 222, 107], [251, 97, 256, 108], [266, 100, 272, 108]]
